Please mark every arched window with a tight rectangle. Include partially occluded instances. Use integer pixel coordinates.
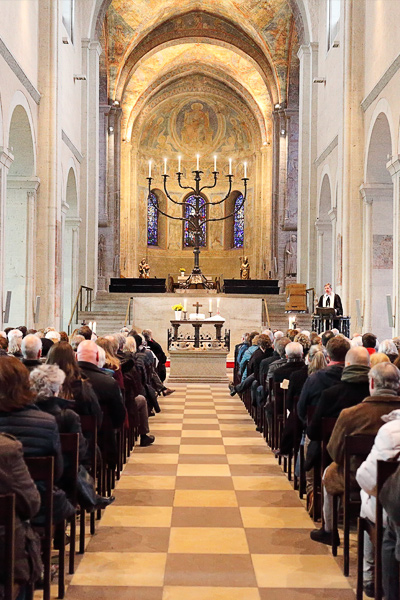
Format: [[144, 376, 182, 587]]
[[147, 192, 158, 246], [184, 195, 207, 247], [233, 194, 244, 248]]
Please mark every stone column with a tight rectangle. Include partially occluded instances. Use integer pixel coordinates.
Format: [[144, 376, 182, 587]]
[[359, 185, 373, 331], [260, 144, 272, 277], [0, 148, 13, 329], [387, 157, 400, 335], [297, 42, 319, 286], [315, 220, 331, 293], [328, 207, 337, 287]]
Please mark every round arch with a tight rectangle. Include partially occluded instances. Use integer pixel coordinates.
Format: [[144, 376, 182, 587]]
[[316, 172, 333, 292], [62, 166, 80, 330], [6, 91, 36, 169]]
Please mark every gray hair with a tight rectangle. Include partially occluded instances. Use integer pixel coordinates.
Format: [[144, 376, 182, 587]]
[[71, 334, 85, 352], [261, 329, 274, 343], [378, 339, 398, 357], [369, 362, 400, 393], [30, 364, 66, 399], [111, 333, 125, 351], [120, 327, 130, 337], [97, 346, 106, 368], [274, 331, 284, 341], [45, 330, 61, 343], [276, 337, 290, 357], [124, 336, 137, 353], [7, 329, 22, 354], [350, 336, 363, 348], [392, 337, 400, 352], [21, 334, 42, 359], [286, 341, 303, 359]]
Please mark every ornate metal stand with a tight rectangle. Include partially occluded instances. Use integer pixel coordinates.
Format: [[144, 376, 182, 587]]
[[147, 165, 248, 289]]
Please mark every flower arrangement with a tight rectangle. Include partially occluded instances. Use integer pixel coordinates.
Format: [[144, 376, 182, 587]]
[[179, 267, 186, 273], [172, 304, 184, 311]]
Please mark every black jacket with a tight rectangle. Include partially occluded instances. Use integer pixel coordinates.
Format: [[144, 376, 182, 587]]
[[318, 293, 343, 316], [273, 360, 305, 385], [248, 348, 274, 382], [287, 365, 308, 411], [297, 364, 344, 424], [21, 358, 42, 372], [259, 352, 280, 386]]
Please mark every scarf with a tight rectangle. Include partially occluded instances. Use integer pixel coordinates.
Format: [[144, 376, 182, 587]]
[[341, 364, 370, 383]]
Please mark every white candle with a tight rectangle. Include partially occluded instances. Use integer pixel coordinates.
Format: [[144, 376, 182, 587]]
[[229, 158, 232, 175], [217, 298, 220, 309], [178, 155, 181, 173], [196, 154, 200, 170], [148, 160, 152, 177], [93, 321, 97, 333], [164, 158, 167, 175], [209, 298, 212, 312], [184, 298, 187, 311], [89, 321, 92, 330], [214, 155, 217, 171], [244, 161, 247, 178]]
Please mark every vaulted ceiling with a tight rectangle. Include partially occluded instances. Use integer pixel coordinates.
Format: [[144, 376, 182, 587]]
[[100, 0, 300, 143]]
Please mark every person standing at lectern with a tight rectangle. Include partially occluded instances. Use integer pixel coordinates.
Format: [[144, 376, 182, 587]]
[[318, 283, 343, 316]]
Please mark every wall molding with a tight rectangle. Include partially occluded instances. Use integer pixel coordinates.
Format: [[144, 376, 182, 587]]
[[61, 130, 83, 164], [314, 135, 338, 167], [0, 37, 41, 105], [361, 53, 400, 112]]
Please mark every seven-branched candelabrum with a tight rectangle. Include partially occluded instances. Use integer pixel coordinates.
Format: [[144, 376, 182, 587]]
[[146, 162, 249, 289]]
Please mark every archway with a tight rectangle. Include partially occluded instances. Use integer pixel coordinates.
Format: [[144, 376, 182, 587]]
[[5, 104, 36, 326], [316, 174, 333, 294], [365, 112, 393, 340], [62, 167, 80, 331]]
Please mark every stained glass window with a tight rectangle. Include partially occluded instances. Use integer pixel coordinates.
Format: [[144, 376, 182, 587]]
[[233, 194, 244, 248], [184, 195, 206, 247], [147, 192, 158, 246]]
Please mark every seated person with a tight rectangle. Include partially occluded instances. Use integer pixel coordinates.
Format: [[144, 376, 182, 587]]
[[21, 334, 42, 372], [310, 362, 400, 545], [356, 409, 400, 597], [380, 462, 400, 600], [229, 334, 273, 397], [362, 332, 377, 356]]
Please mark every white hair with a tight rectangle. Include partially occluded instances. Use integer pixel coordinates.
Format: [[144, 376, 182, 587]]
[[300, 330, 310, 338], [261, 329, 274, 343], [30, 364, 66, 399], [331, 328, 339, 336], [97, 345, 106, 368], [7, 329, 23, 354], [274, 331, 284, 340], [378, 339, 398, 357], [350, 336, 363, 347], [124, 336, 137, 353], [286, 341, 303, 359], [369, 362, 400, 393], [120, 327, 130, 337], [45, 330, 61, 343], [0, 331, 6, 339], [21, 334, 42, 359]]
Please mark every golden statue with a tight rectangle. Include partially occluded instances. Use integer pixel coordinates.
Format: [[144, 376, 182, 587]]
[[240, 256, 250, 280], [139, 258, 150, 279]]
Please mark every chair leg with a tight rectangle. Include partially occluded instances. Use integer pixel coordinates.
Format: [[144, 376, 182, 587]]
[[69, 514, 76, 574], [79, 508, 85, 554], [299, 444, 305, 499], [344, 496, 350, 576], [57, 521, 66, 599], [332, 495, 339, 558], [90, 511, 96, 535], [356, 517, 365, 600]]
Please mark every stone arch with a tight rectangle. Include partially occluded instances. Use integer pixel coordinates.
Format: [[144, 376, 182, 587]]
[[62, 166, 80, 330], [148, 188, 167, 250], [316, 172, 333, 293], [224, 190, 244, 250], [5, 102, 37, 326]]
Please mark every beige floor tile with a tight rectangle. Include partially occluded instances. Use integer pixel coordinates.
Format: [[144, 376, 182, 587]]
[[232, 476, 293, 491], [71, 552, 167, 587], [150, 424, 183, 431], [100, 506, 172, 528], [184, 409, 217, 414], [179, 445, 226, 455], [174, 489, 238, 507], [227, 454, 276, 465], [181, 430, 222, 438], [177, 464, 231, 477], [129, 454, 179, 464], [219, 424, 258, 431], [163, 587, 261, 600], [149, 437, 182, 445], [240, 507, 313, 528], [251, 554, 352, 588], [223, 437, 266, 446], [116, 476, 176, 490], [182, 418, 219, 424], [169, 527, 249, 553]]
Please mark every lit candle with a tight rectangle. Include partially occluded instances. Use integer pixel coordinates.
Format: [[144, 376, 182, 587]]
[[229, 158, 232, 175], [214, 155, 217, 171], [184, 298, 187, 311], [148, 160, 152, 177], [209, 298, 212, 312], [178, 155, 181, 173], [164, 158, 167, 175], [93, 321, 97, 333], [196, 154, 200, 171], [217, 298, 220, 309], [89, 321, 92, 330], [244, 161, 247, 178]]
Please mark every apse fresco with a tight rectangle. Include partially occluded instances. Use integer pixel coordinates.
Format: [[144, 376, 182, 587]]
[[139, 96, 253, 155]]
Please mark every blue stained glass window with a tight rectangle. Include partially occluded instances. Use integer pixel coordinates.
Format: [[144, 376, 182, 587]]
[[184, 195, 206, 247], [147, 192, 158, 246], [233, 194, 244, 248]]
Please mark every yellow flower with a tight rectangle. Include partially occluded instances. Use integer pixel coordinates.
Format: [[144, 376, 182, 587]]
[[172, 304, 184, 311]]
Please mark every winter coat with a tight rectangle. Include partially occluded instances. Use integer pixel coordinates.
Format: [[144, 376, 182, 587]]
[[356, 409, 400, 523], [0, 433, 42, 593], [240, 345, 258, 380], [297, 364, 344, 424]]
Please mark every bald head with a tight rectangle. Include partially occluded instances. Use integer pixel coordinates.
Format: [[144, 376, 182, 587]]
[[77, 340, 99, 365], [345, 346, 370, 367]]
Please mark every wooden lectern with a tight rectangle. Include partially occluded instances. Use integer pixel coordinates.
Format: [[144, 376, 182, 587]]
[[285, 283, 307, 311]]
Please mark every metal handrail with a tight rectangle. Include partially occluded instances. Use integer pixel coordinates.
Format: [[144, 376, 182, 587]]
[[263, 298, 271, 329], [124, 297, 133, 327], [67, 285, 93, 335]]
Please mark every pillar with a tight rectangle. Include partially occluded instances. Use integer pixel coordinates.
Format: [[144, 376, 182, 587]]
[[0, 148, 13, 329], [387, 156, 400, 335]]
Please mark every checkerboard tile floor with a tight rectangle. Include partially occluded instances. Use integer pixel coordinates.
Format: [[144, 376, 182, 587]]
[[65, 383, 356, 600]]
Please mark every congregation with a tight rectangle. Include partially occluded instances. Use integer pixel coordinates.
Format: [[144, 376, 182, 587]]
[[0, 323, 173, 599]]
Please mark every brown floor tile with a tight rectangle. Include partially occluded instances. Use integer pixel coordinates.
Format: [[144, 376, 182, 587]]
[[235, 490, 303, 507], [225, 445, 270, 454], [171, 507, 243, 527], [115, 490, 175, 506], [178, 455, 228, 464], [246, 528, 329, 554], [164, 553, 257, 587], [182, 424, 221, 430], [87, 527, 170, 552], [258, 590, 356, 600], [218, 419, 253, 424], [145, 430, 182, 437], [123, 464, 178, 476], [134, 445, 181, 454], [219, 430, 260, 438], [229, 464, 281, 476], [65, 587, 163, 600], [180, 437, 224, 445], [175, 476, 234, 490]]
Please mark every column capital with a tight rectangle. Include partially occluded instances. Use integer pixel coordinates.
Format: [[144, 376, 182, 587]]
[[7, 176, 40, 191], [0, 146, 14, 169], [82, 38, 102, 56], [359, 182, 392, 203], [66, 217, 82, 227], [315, 219, 331, 233], [387, 155, 400, 176]]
